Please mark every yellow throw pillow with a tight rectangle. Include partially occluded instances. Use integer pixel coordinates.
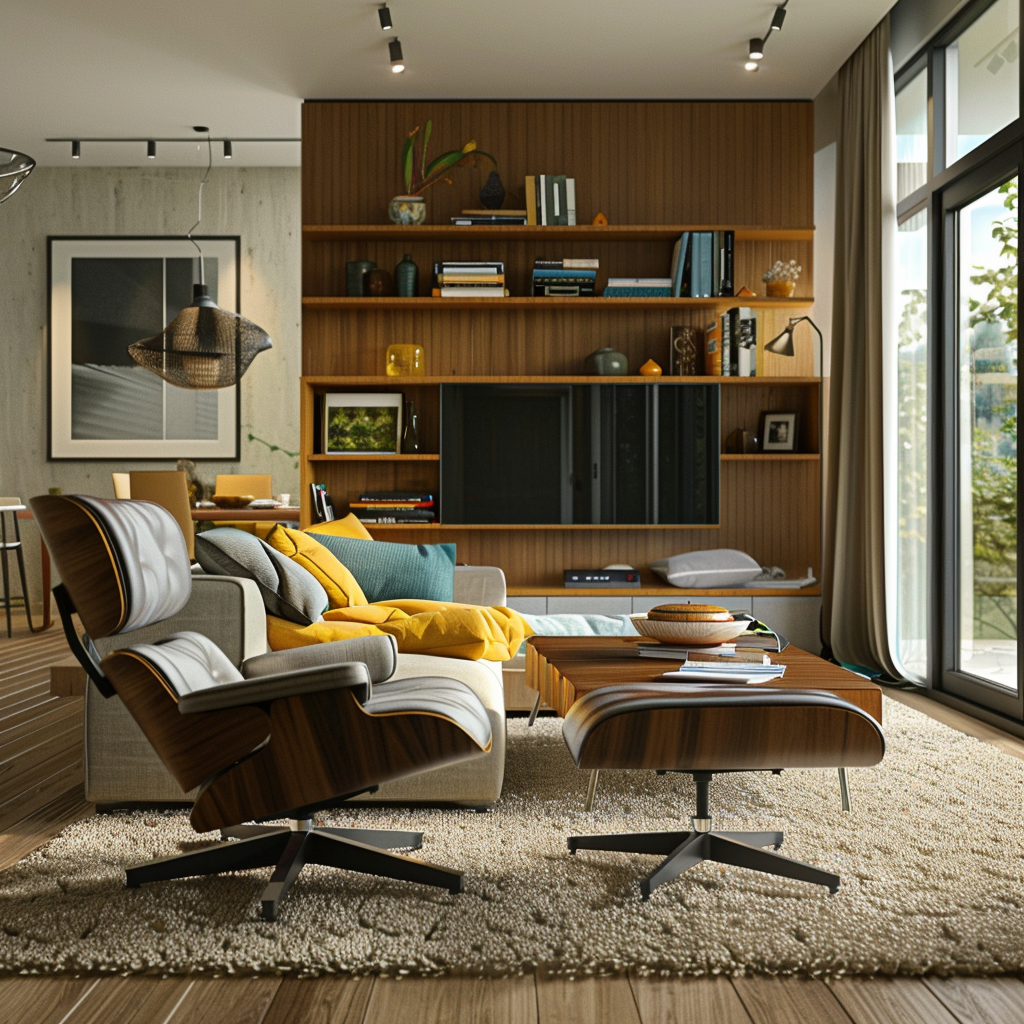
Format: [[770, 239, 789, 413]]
[[305, 513, 374, 541], [262, 525, 367, 608], [266, 614, 384, 651], [373, 603, 527, 661]]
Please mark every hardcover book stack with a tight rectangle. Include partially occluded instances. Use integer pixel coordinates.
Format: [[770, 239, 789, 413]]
[[451, 209, 528, 226], [524, 175, 577, 225], [349, 491, 435, 524], [603, 277, 672, 297], [668, 230, 734, 298], [532, 258, 598, 296], [704, 306, 758, 376], [431, 261, 509, 298]]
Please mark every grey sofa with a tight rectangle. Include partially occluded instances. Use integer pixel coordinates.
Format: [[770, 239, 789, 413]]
[[87, 566, 509, 808]]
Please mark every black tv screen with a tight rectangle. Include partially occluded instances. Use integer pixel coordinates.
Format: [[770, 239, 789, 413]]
[[440, 383, 719, 525]]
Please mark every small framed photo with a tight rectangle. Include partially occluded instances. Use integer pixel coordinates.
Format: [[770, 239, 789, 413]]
[[759, 411, 798, 452], [323, 393, 403, 454]]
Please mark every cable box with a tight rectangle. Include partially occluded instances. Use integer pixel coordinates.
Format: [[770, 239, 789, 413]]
[[564, 569, 641, 588]]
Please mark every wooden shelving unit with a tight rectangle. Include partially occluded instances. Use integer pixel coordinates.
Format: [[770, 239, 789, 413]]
[[300, 100, 819, 592]]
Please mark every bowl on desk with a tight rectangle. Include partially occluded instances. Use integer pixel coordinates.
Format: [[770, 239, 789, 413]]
[[211, 494, 255, 509], [629, 613, 750, 645]]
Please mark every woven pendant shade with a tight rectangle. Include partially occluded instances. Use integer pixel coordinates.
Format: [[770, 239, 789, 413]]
[[0, 149, 35, 204], [129, 284, 272, 390]]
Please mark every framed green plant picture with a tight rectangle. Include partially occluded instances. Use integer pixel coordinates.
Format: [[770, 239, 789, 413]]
[[323, 393, 403, 454]]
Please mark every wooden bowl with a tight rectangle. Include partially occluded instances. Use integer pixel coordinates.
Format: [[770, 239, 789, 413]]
[[211, 494, 255, 509], [629, 614, 750, 645]]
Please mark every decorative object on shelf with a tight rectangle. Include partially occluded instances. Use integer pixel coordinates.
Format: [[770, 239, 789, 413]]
[[128, 132, 271, 391], [585, 347, 628, 375], [759, 411, 798, 452], [364, 268, 393, 296], [762, 259, 801, 298], [0, 148, 35, 204], [670, 325, 701, 376], [395, 253, 419, 296], [388, 195, 427, 226], [175, 458, 207, 506], [385, 343, 426, 376], [478, 170, 506, 209], [737, 285, 756, 297], [402, 400, 422, 453], [392, 119, 496, 223], [592, 212, 608, 226], [724, 428, 758, 454], [346, 259, 376, 296], [323, 392, 403, 455], [211, 493, 255, 509], [639, 359, 663, 376]]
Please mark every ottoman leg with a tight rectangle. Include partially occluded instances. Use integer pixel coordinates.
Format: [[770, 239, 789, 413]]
[[708, 834, 840, 893], [641, 832, 709, 900], [569, 831, 691, 856]]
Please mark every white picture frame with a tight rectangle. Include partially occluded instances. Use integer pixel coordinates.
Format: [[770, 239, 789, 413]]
[[323, 392, 404, 455], [48, 236, 241, 460]]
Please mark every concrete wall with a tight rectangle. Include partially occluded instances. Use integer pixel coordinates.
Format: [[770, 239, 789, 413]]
[[0, 166, 301, 606]]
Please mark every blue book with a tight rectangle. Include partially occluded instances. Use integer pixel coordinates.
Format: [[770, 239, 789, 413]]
[[603, 286, 673, 297], [697, 231, 714, 297], [532, 268, 597, 279], [671, 232, 690, 298]]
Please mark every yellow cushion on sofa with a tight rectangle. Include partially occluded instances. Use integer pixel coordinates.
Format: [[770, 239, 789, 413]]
[[262, 525, 367, 608], [323, 605, 408, 625], [373, 603, 527, 661], [266, 614, 385, 651], [305, 513, 374, 541]]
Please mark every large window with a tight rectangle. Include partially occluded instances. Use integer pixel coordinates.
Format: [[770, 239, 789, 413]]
[[895, 0, 1022, 720]]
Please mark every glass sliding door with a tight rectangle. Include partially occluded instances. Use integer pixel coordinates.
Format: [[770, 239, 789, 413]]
[[942, 154, 1021, 714]]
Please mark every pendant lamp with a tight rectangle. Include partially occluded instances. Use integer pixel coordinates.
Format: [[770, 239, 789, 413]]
[[129, 133, 271, 390], [0, 149, 35, 204]]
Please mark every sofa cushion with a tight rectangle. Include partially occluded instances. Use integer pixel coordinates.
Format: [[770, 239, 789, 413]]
[[649, 548, 761, 589], [315, 535, 456, 603], [305, 513, 375, 541], [263, 525, 367, 608], [195, 528, 328, 626]]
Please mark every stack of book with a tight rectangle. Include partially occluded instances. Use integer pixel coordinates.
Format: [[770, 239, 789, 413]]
[[532, 258, 598, 296], [431, 261, 508, 298], [524, 175, 577, 225], [309, 483, 336, 522], [704, 306, 758, 376], [603, 277, 672, 297], [349, 491, 436, 524], [668, 230, 734, 298], [451, 209, 528, 226]]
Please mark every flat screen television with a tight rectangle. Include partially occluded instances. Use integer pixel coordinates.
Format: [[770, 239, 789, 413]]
[[440, 383, 719, 525]]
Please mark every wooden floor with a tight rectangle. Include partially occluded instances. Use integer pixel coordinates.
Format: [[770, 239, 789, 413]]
[[2, 617, 1024, 1024]]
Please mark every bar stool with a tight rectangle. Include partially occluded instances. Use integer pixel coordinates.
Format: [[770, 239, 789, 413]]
[[0, 498, 34, 637]]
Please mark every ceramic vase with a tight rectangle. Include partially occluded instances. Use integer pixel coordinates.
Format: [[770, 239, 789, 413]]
[[388, 195, 427, 225], [402, 401, 421, 453], [766, 279, 797, 298], [395, 253, 419, 297], [478, 171, 506, 210]]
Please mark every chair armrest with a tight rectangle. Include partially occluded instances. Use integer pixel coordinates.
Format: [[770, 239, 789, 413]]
[[178, 661, 371, 713], [453, 565, 507, 607], [93, 575, 266, 666], [242, 634, 398, 684]]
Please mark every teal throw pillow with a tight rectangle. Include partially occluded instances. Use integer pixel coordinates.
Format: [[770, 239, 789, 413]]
[[314, 536, 456, 603]]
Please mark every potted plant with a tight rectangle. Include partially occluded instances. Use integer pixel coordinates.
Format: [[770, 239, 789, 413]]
[[389, 121, 496, 225], [762, 259, 802, 298]]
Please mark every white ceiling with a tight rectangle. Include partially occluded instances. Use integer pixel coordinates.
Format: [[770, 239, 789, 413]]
[[4, 0, 897, 167]]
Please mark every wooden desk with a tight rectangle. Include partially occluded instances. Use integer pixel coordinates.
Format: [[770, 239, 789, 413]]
[[525, 636, 882, 723]]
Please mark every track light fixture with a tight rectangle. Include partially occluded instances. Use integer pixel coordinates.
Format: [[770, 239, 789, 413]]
[[71, 140, 80, 160], [223, 140, 233, 159], [389, 38, 405, 73], [771, 5, 787, 31], [745, 61, 759, 72], [147, 140, 156, 159], [749, 38, 764, 60], [378, 4, 393, 31]]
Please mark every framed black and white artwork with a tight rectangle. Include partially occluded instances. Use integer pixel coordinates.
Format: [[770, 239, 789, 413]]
[[48, 236, 241, 460]]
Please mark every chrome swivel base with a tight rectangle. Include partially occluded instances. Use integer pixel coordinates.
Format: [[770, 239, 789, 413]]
[[125, 818, 463, 921], [567, 772, 840, 899]]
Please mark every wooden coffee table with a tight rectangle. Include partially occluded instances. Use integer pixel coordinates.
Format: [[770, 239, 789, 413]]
[[525, 636, 883, 810]]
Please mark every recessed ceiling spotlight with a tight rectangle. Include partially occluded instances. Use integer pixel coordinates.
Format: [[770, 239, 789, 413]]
[[379, 5, 393, 31], [749, 38, 764, 60], [771, 6, 786, 31], [389, 38, 405, 73], [745, 61, 760, 72], [223, 140, 233, 159], [147, 140, 156, 159], [71, 140, 80, 160]]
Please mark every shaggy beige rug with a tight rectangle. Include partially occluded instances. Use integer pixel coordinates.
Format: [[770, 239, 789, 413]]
[[2, 698, 1024, 978]]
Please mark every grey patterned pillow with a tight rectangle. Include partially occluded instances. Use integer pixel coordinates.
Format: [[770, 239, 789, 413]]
[[195, 528, 328, 626]]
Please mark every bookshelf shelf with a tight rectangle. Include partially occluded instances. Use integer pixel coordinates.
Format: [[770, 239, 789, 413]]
[[303, 296, 814, 311], [303, 375, 821, 387], [303, 225, 814, 243], [720, 453, 821, 461], [308, 453, 439, 462]]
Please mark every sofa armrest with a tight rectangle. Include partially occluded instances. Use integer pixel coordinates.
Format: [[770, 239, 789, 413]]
[[242, 634, 398, 684], [453, 565, 507, 607], [93, 575, 267, 666]]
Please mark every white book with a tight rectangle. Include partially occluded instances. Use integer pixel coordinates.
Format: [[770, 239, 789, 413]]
[[539, 174, 548, 226], [566, 178, 577, 225], [606, 277, 673, 286], [439, 286, 506, 297], [660, 666, 786, 684]]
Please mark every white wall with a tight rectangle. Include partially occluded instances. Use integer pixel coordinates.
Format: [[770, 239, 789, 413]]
[[0, 166, 301, 606]]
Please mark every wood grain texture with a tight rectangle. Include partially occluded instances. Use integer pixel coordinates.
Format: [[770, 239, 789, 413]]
[[731, 977, 851, 1024], [536, 966, 641, 1024], [0, 785, 91, 871], [300, 101, 819, 585], [628, 974, 754, 1024], [0, 976, 96, 1024], [922, 976, 1024, 1024], [829, 978, 961, 1024], [365, 975, 537, 1024], [526, 637, 883, 722], [165, 977, 282, 1024], [262, 976, 375, 1024], [60, 977, 194, 1024]]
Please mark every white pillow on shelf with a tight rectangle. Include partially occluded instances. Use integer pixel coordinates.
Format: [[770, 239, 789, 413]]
[[649, 549, 761, 589]]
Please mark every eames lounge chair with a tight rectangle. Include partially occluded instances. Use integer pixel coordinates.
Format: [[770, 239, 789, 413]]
[[31, 493, 493, 920]]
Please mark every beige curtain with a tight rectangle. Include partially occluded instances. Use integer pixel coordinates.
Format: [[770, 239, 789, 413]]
[[823, 16, 901, 678]]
